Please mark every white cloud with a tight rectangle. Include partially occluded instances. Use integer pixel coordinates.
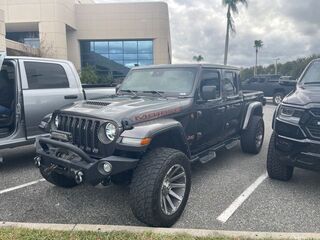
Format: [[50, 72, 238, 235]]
[[95, 0, 320, 67]]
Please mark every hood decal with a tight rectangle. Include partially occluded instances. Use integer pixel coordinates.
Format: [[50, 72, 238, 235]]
[[133, 107, 182, 123]]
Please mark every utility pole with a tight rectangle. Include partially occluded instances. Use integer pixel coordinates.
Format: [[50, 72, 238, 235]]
[[274, 58, 280, 75]]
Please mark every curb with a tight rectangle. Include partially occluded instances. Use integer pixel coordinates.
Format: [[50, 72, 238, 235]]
[[1, 222, 320, 239]]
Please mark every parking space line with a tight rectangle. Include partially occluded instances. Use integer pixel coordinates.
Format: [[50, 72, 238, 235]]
[[0, 179, 45, 195], [217, 172, 268, 223]]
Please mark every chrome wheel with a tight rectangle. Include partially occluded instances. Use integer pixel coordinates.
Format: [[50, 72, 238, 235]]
[[274, 95, 283, 105], [160, 164, 186, 216]]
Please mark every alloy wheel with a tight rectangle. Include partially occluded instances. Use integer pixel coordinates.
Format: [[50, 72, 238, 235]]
[[160, 164, 187, 216]]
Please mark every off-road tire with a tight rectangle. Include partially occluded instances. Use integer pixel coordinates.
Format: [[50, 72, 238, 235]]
[[111, 170, 133, 186], [40, 168, 78, 188], [267, 132, 294, 181], [241, 116, 265, 154], [273, 92, 284, 105], [130, 148, 191, 227]]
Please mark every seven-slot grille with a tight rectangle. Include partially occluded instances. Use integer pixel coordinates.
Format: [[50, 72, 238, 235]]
[[57, 115, 101, 155]]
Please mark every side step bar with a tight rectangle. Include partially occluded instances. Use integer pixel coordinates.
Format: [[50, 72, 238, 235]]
[[190, 137, 239, 164]]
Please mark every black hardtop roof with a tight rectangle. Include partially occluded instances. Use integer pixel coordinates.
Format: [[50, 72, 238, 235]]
[[132, 63, 240, 71]]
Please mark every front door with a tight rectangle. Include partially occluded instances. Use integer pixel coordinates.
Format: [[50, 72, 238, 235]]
[[222, 71, 243, 139], [193, 69, 225, 153]]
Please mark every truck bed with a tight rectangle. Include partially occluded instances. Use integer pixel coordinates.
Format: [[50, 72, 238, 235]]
[[243, 90, 266, 105]]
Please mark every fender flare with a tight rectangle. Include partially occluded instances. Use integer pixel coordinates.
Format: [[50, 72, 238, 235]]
[[242, 101, 263, 130], [120, 118, 190, 157]]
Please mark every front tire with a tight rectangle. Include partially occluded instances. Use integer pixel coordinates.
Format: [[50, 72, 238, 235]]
[[40, 168, 78, 188], [130, 148, 191, 227], [267, 132, 294, 181], [241, 116, 265, 154]]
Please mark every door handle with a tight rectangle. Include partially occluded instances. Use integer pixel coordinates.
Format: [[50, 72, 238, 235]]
[[64, 95, 78, 100], [218, 107, 226, 111]]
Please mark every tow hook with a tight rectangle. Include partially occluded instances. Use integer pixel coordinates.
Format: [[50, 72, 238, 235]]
[[74, 171, 84, 184], [34, 156, 41, 168]]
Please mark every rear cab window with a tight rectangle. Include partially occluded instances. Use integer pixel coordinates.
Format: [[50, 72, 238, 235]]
[[223, 71, 239, 97], [24, 62, 69, 89]]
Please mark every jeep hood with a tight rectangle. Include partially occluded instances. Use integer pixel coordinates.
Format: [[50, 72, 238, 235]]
[[58, 96, 193, 125], [283, 85, 320, 106]]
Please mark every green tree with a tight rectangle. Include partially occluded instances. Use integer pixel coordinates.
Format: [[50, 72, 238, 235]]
[[223, 0, 248, 65], [240, 54, 320, 81], [193, 55, 204, 62], [254, 40, 263, 76], [80, 65, 115, 86], [80, 65, 99, 84]]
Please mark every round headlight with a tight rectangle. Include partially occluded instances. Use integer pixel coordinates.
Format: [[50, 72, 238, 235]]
[[54, 115, 60, 128], [105, 123, 117, 141]]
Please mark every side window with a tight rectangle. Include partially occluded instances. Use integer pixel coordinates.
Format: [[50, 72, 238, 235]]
[[200, 70, 221, 99], [223, 71, 238, 97], [24, 62, 69, 89]]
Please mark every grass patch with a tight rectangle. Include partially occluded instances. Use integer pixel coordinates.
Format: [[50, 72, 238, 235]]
[[0, 227, 238, 240]]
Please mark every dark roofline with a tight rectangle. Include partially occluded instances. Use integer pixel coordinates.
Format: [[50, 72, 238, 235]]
[[132, 63, 240, 71]]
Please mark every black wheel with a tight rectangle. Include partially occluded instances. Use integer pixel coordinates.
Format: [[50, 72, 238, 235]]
[[130, 148, 191, 227], [273, 92, 284, 105], [40, 168, 78, 188], [267, 132, 294, 181], [111, 170, 133, 186], [241, 116, 265, 154]]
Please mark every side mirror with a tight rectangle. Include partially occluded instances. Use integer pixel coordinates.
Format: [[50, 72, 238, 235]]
[[202, 85, 217, 100], [116, 84, 121, 93]]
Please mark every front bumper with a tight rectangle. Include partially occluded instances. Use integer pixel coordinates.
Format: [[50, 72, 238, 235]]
[[36, 136, 139, 185], [274, 133, 320, 172]]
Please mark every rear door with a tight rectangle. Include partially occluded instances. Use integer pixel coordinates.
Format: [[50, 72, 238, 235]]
[[222, 71, 243, 139], [20, 60, 84, 138]]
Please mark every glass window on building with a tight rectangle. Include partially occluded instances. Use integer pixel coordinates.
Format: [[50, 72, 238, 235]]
[[7, 32, 40, 49], [80, 40, 154, 85]]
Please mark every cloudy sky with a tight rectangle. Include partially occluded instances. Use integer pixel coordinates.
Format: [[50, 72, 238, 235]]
[[96, 0, 320, 67]]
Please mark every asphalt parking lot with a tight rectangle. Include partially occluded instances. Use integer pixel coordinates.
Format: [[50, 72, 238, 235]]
[[1, 104, 320, 232]]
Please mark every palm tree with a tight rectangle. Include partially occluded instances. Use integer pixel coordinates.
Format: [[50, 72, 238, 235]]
[[254, 40, 263, 76], [223, 0, 248, 65], [193, 55, 204, 62]]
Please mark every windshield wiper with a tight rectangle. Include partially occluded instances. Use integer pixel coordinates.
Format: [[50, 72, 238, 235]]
[[303, 81, 320, 85], [143, 90, 167, 99], [119, 89, 138, 97]]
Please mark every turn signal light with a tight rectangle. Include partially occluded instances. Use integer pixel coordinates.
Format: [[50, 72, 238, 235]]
[[140, 138, 152, 146]]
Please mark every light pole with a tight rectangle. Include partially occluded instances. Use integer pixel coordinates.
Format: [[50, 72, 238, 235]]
[[274, 58, 280, 75]]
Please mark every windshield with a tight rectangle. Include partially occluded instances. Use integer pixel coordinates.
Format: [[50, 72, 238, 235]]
[[120, 68, 197, 96], [300, 61, 320, 85]]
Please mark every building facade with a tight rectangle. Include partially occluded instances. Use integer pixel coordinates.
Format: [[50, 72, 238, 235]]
[[0, 0, 171, 81]]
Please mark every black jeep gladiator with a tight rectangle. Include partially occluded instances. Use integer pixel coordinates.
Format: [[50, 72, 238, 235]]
[[267, 59, 320, 181], [35, 64, 265, 227]]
